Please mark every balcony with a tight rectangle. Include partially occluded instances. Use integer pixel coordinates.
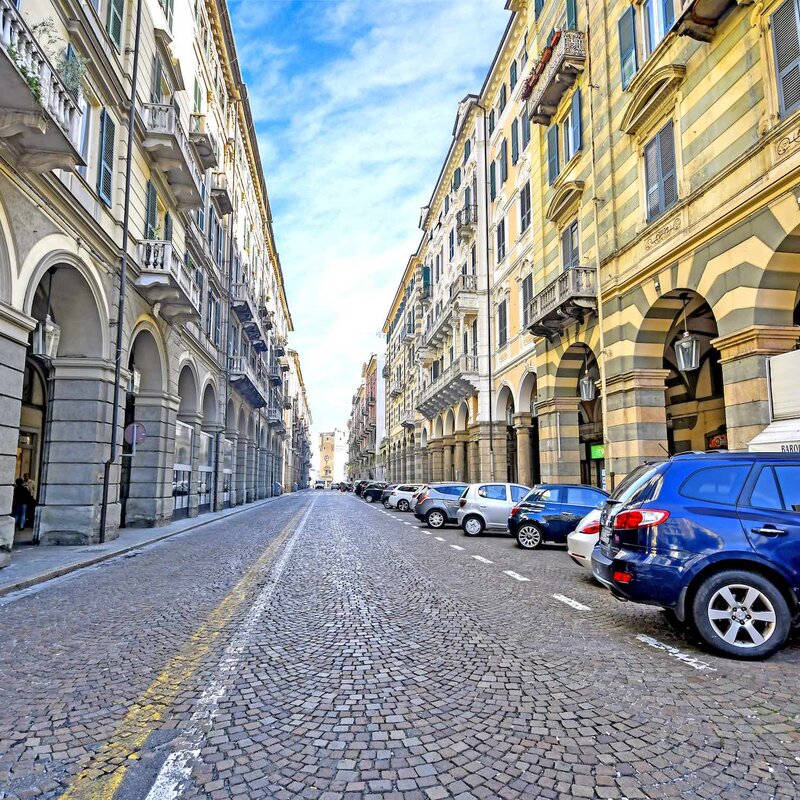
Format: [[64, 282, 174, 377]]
[[417, 354, 480, 417], [136, 240, 200, 322], [268, 365, 282, 386], [456, 205, 478, 240], [524, 30, 586, 126], [401, 412, 416, 429], [419, 283, 431, 302], [188, 113, 218, 169], [389, 382, 402, 398], [402, 325, 415, 344], [274, 339, 287, 357], [283, 396, 293, 410], [382, 363, 390, 379], [211, 170, 233, 215], [677, 0, 738, 42], [267, 406, 285, 433], [278, 355, 290, 373], [525, 266, 597, 341], [0, 0, 83, 172], [228, 356, 268, 408], [141, 103, 203, 209], [422, 305, 453, 348], [260, 306, 274, 331], [231, 283, 267, 352], [449, 274, 481, 314]]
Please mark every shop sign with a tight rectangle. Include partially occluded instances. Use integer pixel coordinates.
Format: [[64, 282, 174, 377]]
[[706, 432, 727, 450], [590, 444, 605, 460]]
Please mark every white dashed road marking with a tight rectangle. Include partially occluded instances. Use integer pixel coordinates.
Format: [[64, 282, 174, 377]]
[[450, 545, 464, 551], [472, 556, 493, 564], [503, 571, 530, 582], [435, 537, 446, 542], [552, 594, 591, 611], [636, 634, 717, 672]]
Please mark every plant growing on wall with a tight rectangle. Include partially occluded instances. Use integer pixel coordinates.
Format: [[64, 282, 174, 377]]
[[31, 17, 90, 99]]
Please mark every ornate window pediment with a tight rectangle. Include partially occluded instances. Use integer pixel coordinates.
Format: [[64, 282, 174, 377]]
[[545, 180, 584, 224], [621, 64, 686, 136]]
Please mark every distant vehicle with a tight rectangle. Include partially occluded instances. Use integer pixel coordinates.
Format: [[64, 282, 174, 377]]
[[387, 484, 423, 511], [314, 480, 325, 490], [414, 483, 469, 528], [457, 483, 530, 536], [593, 452, 800, 659], [354, 480, 369, 497], [362, 482, 388, 503], [508, 484, 609, 550], [330, 483, 339, 490]]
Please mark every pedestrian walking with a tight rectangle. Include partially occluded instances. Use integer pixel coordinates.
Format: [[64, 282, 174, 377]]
[[23, 472, 37, 527], [13, 479, 33, 530]]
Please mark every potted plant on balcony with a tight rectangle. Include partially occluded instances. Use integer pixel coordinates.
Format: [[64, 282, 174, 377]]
[[31, 18, 89, 99]]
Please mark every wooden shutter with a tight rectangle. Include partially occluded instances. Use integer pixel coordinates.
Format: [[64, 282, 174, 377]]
[[522, 274, 533, 325], [489, 109, 495, 135], [644, 136, 660, 220], [107, 0, 123, 48], [498, 301, 507, 345], [521, 111, 530, 149], [511, 119, 519, 163], [501, 138, 508, 182], [534, 0, 544, 19], [464, 139, 471, 163], [562, 222, 579, 269], [422, 265, 430, 289], [571, 89, 582, 154], [194, 78, 202, 113], [773, 0, 800, 116], [165, 0, 174, 29], [490, 161, 496, 200], [151, 56, 163, 104], [510, 61, 517, 90], [97, 109, 115, 206], [567, 0, 578, 30], [144, 180, 158, 238], [618, 6, 637, 89], [547, 124, 559, 184], [164, 211, 173, 242], [659, 120, 677, 211]]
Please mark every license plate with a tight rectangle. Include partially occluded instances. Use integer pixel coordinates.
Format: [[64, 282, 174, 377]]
[[599, 527, 611, 545]]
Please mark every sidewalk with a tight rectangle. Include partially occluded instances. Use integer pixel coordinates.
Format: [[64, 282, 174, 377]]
[[0, 495, 283, 598]]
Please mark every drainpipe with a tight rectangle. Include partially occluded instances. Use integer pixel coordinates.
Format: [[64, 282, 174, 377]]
[[99, 0, 144, 543]]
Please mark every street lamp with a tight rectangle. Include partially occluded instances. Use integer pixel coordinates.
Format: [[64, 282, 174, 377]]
[[32, 315, 61, 360], [674, 293, 700, 372], [127, 366, 142, 396], [579, 352, 596, 401]]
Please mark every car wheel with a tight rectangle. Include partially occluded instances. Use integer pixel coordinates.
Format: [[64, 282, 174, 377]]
[[398, 499, 410, 512], [691, 570, 790, 660], [516, 524, 543, 550], [462, 515, 484, 537], [383, 500, 391, 509], [426, 510, 446, 529], [365, 495, 374, 503]]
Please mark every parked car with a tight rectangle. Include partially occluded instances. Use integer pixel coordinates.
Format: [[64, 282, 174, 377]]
[[380, 484, 398, 507], [508, 484, 609, 550], [330, 483, 339, 490], [354, 480, 369, 497], [362, 482, 388, 503], [592, 452, 800, 659], [340, 482, 354, 492], [314, 480, 325, 490], [414, 483, 470, 528], [387, 484, 423, 511], [457, 483, 531, 535]]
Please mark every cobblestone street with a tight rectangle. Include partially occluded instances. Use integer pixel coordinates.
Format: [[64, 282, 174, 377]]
[[1, 490, 799, 800]]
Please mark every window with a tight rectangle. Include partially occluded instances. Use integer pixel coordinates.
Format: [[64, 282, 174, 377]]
[[680, 466, 750, 505], [565, 487, 605, 507], [564, 90, 582, 161], [547, 123, 559, 184], [159, 0, 174, 29], [499, 83, 507, 114], [444, 194, 450, 215], [510, 60, 518, 90], [205, 289, 214, 337], [193, 78, 202, 113], [151, 56, 163, 104], [498, 299, 508, 346], [520, 182, 531, 232], [449, 228, 455, 262], [566, 0, 578, 30], [775, 466, 800, 511], [488, 109, 496, 135], [500, 138, 508, 183], [562, 220, 579, 269], [144, 181, 158, 238], [773, 0, 800, 117], [463, 139, 471, 163], [470, 244, 477, 274], [490, 161, 497, 201], [521, 111, 531, 150], [644, 120, 677, 222], [478, 485, 507, 501], [453, 167, 462, 190], [77, 97, 91, 177], [511, 119, 520, 164], [510, 485, 528, 502], [471, 319, 478, 354], [521, 273, 533, 325], [644, 0, 676, 56], [525, 487, 555, 502], [107, 0, 124, 48], [748, 467, 783, 511], [496, 219, 506, 262], [97, 108, 115, 206], [618, 6, 638, 89]]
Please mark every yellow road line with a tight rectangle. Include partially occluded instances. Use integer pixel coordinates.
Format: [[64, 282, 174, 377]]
[[59, 505, 305, 800]]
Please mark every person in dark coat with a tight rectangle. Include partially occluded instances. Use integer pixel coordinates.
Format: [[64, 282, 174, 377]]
[[13, 479, 33, 530]]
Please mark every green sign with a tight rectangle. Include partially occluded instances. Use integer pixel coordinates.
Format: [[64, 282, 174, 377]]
[[590, 444, 605, 460]]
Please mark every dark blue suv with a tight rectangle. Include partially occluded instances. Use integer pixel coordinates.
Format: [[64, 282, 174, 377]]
[[592, 452, 800, 659]]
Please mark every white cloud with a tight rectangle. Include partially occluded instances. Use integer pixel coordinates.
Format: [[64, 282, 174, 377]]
[[230, 0, 510, 456]]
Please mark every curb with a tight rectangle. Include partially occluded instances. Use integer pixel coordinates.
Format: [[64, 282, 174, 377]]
[[0, 494, 292, 599]]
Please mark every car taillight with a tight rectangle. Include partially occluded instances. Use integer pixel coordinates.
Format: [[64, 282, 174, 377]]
[[613, 510, 669, 529], [580, 520, 601, 535], [459, 498, 466, 508], [510, 506, 521, 516], [613, 570, 633, 584], [417, 494, 427, 504]]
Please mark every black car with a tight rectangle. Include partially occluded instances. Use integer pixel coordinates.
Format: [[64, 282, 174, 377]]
[[413, 483, 469, 528], [362, 482, 388, 503], [380, 484, 398, 507], [508, 483, 609, 549], [354, 480, 369, 497]]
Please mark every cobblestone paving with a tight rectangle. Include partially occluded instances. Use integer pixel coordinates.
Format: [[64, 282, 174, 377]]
[[1, 491, 799, 799]]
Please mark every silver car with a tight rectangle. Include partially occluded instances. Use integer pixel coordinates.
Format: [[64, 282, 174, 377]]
[[457, 482, 531, 536], [413, 483, 469, 528]]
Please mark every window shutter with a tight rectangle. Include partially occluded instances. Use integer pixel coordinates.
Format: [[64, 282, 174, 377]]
[[571, 89, 582, 153], [547, 124, 559, 184], [661, 0, 674, 30], [644, 137, 660, 220], [521, 111, 530, 149], [562, 226, 571, 269], [194, 78, 202, 113], [498, 301, 507, 345], [510, 61, 517, 90], [501, 138, 508, 182], [489, 109, 495, 135], [773, 0, 800, 116], [107, 0, 124, 48], [97, 109, 115, 206], [534, 0, 544, 19], [659, 120, 677, 211], [499, 83, 507, 112], [164, 211, 173, 242], [165, 0, 174, 29], [522, 274, 533, 325], [151, 56, 163, 104], [511, 119, 519, 163], [422, 265, 430, 289], [490, 161, 496, 200], [618, 6, 637, 89], [144, 180, 157, 238], [464, 139, 471, 163], [566, 0, 578, 30]]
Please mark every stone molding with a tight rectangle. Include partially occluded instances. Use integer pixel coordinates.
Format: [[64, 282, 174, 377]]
[[711, 325, 799, 364]]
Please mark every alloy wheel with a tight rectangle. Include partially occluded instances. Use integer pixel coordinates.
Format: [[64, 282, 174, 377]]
[[707, 584, 777, 648], [464, 517, 483, 536], [427, 510, 445, 528], [517, 525, 542, 550]]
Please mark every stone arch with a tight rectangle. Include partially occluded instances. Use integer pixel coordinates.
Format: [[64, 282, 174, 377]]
[[433, 415, 444, 439], [0, 196, 14, 304], [494, 383, 516, 420], [237, 407, 247, 438], [756, 225, 800, 329], [177, 363, 199, 415], [128, 324, 166, 394], [420, 427, 428, 448], [202, 382, 219, 427], [225, 398, 237, 432], [443, 409, 455, 437], [518, 370, 538, 414], [455, 401, 470, 431], [554, 343, 597, 398]]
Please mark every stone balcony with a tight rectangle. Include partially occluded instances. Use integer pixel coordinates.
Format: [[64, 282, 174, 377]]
[[230, 282, 267, 352], [268, 365, 282, 387], [678, 0, 739, 42], [456, 205, 478, 241], [401, 412, 416, 429], [389, 382, 402, 398], [136, 240, 200, 322], [449, 274, 481, 313], [525, 265, 597, 341], [274, 339, 287, 357], [422, 305, 453, 348], [267, 405, 285, 431], [417, 354, 479, 417], [211, 170, 233, 215], [141, 102, 203, 209], [524, 30, 586, 126], [188, 113, 219, 170], [0, 0, 83, 171], [228, 356, 268, 409]]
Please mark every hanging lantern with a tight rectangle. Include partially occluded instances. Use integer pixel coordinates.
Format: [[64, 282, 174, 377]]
[[31, 314, 61, 359], [579, 371, 596, 402], [674, 330, 700, 372], [127, 366, 142, 396]]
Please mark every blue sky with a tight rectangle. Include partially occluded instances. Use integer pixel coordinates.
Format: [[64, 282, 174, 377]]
[[229, 0, 510, 456]]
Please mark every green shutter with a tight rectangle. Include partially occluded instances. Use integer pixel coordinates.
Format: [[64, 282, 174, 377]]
[[501, 138, 508, 183], [571, 89, 582, 153], [521, 111, 530, 149], [511, 119, 519, 164], [618, 6, 637, 89], [566, 0, 578, 30], [194, 78, 202, 113], [164, 211, 173, 242], [547, 124, 559, 184], [490, 161, 496, 200], [659, 121, 677, 212], [97, 109, 115, 206], [644, 136, 660, 221], [144, 181, 158, 238], [107, 0, 124, 48], [773, 0, 800, 116], [151, 56, 163, 104]]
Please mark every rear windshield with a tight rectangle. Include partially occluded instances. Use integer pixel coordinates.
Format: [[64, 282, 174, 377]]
[[613, 463, 665, 505]]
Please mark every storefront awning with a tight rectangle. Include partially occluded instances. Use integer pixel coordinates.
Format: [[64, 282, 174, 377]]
[[748, 419, 800, 454]]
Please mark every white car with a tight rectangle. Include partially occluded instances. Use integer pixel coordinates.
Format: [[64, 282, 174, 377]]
[[566, 509, 603, 569], [387, 484, 423, 511]]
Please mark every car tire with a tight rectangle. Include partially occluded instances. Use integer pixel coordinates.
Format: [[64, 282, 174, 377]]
[[383, 500, 391, 509], [398, 499, 409, 512], [516, 524, 543, 550], [426, 509, 446, 529], [462, 515, 484, 537], [365, 495, 374, 503], [691, 569, 791, 660]]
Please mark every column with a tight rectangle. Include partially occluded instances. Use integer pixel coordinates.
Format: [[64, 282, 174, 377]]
[[712, 325, 799, 452], [513, 412, 534, 488], [415, 447, 426, 482], [453, 434, 468, 482], [209, 425, 226, 511], [406, 446, 416, 482], [536, 397, 581, 484], [235, 436, 248, 505], [0, 305, 35, 567], [476, 422, 507, 483], [226, 432, 239, 506], [178, 411, 202, 518], [442, 436, 454, 481], [430, 441, 444, 482], [257, 447, 268, 498], [125, 391, 179, 527], [246, 440, 257, 503], [468, 438, 480, 483]]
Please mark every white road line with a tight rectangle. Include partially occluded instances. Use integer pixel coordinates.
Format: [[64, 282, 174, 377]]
[[435, 536, 446, 542], [143, 496, 318, 800], [636, 634, 717, 672], [552, 594, 591, 611], [423, 531, 432, 535], [503, 570, 530, 582], [472, 555, 493, 564], [402, 522, 412, 526], [450, 545, 464, 551]]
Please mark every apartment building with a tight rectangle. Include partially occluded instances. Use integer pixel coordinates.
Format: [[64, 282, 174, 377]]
[[0, 0, 308, 569], [346, 353, 386, 481], [283, 349, 312, 491], [318, 429, 346, 486]]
